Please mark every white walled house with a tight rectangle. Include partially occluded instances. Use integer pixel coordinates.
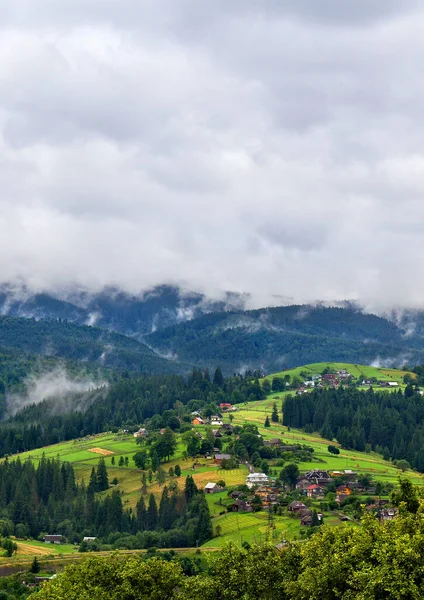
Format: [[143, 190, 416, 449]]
[[246, 472, 269, 488]]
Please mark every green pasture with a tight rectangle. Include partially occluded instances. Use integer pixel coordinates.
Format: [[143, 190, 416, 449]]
[[261, 362, 414, 385], [203, 512, 301, 548]]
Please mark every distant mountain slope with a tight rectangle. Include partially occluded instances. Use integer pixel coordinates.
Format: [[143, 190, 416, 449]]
[[0, 316, 187, 374], [3, 285, 424, 374], [146, 306, 424, 373], [0, 284, 246, 336]]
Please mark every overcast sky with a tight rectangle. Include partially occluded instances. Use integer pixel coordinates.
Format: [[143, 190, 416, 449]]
[[1, 0, 424, 308]]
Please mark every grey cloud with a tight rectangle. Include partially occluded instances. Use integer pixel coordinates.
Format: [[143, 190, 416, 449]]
[[0, 1, 423, 308]]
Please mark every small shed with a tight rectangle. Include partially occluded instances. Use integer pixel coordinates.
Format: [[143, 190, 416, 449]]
[[44, 535, 62, 544], [204, 482, 220, 494]]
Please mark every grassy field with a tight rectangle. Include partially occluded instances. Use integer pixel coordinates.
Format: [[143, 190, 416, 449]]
[[7, 362, 423, 554], [261, 362, 415, 386]]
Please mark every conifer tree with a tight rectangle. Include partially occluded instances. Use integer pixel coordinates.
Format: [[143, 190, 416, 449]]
[[271, 403, 279, 423], [136, 496, 146, 530], [141, 472, 148, 495], [213, 367, 224, 387], [174, 465, 181, 477], [264, 415, 271, 428], [88, 467, 98, 494], [96, 458, 109, 492], [146, 493, 158, 530], [184, 475, 198, 501], [150, 449, 160, 472], [156, 467, 166, 486], [30, 556, 41, 573], [195, 499, 213, 545]]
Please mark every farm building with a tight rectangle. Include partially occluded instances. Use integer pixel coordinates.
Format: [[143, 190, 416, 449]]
[[214, 453, 231, 465], [133, 428, 148, 438], [204, 482, 220, 494], [44, 534, 62, 544], [192, 417, 204, 425], [210, 419, 223, 427], [83, 536, 97, 543], [246, 472, 269, 488], [288, 501, 307, 513], [219, 403, 232, 410]]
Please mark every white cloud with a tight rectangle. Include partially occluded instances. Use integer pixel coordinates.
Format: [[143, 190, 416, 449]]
[[0, 2, 423, 307]]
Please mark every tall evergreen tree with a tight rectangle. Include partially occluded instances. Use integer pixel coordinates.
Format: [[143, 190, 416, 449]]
[[213, 367, 224, 387], [96, 458, 109, 492], [271, 403, 279, 423], [184, 475, 198, 501], [146, 493, 158, 530], [88, 467, 98, 494], [136, 496, 146, 530]]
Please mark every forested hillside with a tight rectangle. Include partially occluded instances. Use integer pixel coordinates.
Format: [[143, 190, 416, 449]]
[[0, 316, 185, 374], [4, 287, 424, 374], [0, 368, 264, 456], [146, 306, 424, 373], [0, 284, 244, 336], [283, 385, 424, 471]]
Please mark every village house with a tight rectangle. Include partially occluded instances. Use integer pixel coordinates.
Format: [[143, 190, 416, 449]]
[[246, 472, 270, 488], [229, 490, 243, 499], [300, 511, 313, 526], [210, 418, 224, 427], [219, 403, 232, 411], [192, 417, 204, 425], [83, 536, 96, 543], [287, 501, 307, 513], [306, 484, 325, 499], [378, 508, 396, 522], [264, 438, 282, 447], [304, 469, 332, 485], [44, 534, 62, 544], [214, 453, 231, 465], [295, 478, 311, 491], [133, 428, 148, 439], [231, 499, 253, 512], [336, 485, 352, 496], [213, 430, 223, 438], [255, 485, 279, 506], [220, 423, 234, 434], [204, 482, 221, 494], [337, 370, 352, 380]]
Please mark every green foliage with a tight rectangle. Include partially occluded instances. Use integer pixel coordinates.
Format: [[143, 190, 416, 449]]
[[30, 555, 186, 600], [327, 445, 340, 455], [134, 450, 148, 470], [279, 463, 299, 488], [30, 556, 41, 573]]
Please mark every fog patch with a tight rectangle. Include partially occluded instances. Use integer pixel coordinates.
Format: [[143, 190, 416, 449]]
[[370, 354, 411, 369], [85, 312, 101, 327], [6, 368, 108, 416]]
